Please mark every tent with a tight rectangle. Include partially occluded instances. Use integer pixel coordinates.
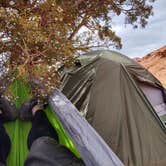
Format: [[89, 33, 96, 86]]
[[60, 50, 166, 166], [2, 52, 124, 165], [2, 50, 166, 166]]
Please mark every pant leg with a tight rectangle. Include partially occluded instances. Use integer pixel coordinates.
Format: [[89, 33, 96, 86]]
[[27, 111, 58, 149], [0, 123, 11, 165], [25, 137, 85, 166]]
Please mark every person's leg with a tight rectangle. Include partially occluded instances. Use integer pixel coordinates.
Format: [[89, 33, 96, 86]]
[[25, 102, 85, 166], [25, 137, 85, 166], [27, 110, 58, 149], [0, 98, 17, 165], [0, 122, 11, 165]]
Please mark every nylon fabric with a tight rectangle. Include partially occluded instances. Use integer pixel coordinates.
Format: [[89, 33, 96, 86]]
[[50, 88, 124, 166], [61, 50, 166, 166]]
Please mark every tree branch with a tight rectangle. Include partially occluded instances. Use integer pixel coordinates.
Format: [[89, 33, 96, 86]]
[[68, 13, 90, 40]]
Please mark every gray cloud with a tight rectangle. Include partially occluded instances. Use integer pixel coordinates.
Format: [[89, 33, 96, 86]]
[[112, 0, 166, 58]]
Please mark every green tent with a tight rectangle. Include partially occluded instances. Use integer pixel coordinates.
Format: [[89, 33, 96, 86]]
[[60, 50, 166, 166]]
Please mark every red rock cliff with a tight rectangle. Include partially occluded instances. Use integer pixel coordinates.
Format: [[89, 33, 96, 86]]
[[137, 45, 166, 88]]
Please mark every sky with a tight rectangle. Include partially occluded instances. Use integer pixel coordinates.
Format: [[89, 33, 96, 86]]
[[112, 0, 166, 58]]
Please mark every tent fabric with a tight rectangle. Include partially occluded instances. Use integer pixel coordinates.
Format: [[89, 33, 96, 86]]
[[61, 50, 166, 166], [49, 88, 124, 166], [138, 82, 166, 118]]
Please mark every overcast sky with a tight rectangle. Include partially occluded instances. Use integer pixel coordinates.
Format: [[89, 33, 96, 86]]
[[112, 0, 166, 58]]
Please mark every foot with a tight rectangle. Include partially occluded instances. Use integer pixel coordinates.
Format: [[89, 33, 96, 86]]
[[19, 98, 48, 121], [0, 97, 18, 123]]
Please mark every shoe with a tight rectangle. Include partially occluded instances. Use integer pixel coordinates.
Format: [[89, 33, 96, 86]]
[[19, 98, 48, 121], [0, 97, 18, 123]]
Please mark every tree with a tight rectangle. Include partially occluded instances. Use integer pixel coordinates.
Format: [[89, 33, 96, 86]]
[[0, 0, 156, 98]]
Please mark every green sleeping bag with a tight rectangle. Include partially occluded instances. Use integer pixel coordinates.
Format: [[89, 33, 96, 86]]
[[4, 78, 80, 166]]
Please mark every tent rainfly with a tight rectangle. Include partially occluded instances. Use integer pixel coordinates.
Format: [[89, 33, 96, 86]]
[[60, 50, 166, 166]]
